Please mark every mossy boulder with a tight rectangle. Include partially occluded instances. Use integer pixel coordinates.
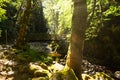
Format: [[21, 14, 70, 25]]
[[49, 67, 78, 80]]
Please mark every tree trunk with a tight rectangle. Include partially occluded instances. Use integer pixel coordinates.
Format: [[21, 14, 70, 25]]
[[66, 0, 87, 80], [15, 0, 31, 48]]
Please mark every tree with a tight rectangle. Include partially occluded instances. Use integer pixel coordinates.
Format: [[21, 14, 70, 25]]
[[66, 0, 87, 80], [15, 0, 32, 48]]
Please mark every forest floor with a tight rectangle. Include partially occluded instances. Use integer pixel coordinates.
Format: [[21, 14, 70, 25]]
[[0, 44, 120, 80]]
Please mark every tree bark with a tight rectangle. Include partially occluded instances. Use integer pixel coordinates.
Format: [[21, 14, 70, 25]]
[[16, 0, 31, 48], [66, 0, 87, 80]]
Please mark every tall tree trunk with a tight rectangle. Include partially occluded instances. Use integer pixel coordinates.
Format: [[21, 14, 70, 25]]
[[15, 0, 31, 48], [66, 0, 87, 80]]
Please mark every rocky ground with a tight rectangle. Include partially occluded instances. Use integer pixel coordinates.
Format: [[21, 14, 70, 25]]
[[0, 44, 120, 80]]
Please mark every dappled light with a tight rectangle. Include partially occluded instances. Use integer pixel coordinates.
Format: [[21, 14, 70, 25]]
[[0, 44, 118, 80], [0, 0, 120, 80]]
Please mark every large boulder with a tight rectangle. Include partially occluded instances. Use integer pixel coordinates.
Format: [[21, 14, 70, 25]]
[[49, 67, 78, 80]]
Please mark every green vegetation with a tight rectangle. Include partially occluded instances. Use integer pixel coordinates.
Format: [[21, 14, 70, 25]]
[[15, 49, 53, 64], [43, 0, 72, 36], [0, 0, 120, 80], [0, 0, 9, 22], [84, 0, 120, 69]]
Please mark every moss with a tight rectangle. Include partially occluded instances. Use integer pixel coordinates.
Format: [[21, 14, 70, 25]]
[[93, 72, 114, 80], [49, 67, 78, 80], [82, 74, 94, 80]]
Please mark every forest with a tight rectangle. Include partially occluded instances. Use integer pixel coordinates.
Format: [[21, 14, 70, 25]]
[[0, 0, 120, 80]]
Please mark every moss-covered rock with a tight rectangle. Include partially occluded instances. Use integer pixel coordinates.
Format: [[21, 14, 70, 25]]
[[32, 77, 48, 80], [93, 72, 114, 80], [34, 70, 48, 77], [49, 67, 78, 80]]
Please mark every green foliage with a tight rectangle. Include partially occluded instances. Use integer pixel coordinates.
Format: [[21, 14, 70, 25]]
[[86, 0, 120, 40], [16, 49, 53, 64], [86, 0, 103, 40], [16, 49, 39, 61], [57, 0, 73, 35], [84, 0, 120, 69], [0, 7, 7, 21], [0, 0, 9, 22], [43, 0, 73, 36], [104, 5, 120, 17], [85, 26, 98, 40], [0, 0, 22, 43]]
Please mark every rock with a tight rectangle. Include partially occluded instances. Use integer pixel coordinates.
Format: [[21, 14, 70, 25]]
[[93, 72, 114, 80], [4, 60, 14, 66], [29, 63, 44, 71], [0, 71, 7, 76], [6, 77, 14, 80], [40, 63, 48, 70], [49, 72, 63, 80], [7, 71, 14, 76], [29, 62, 50, 77], [82, 74, 94, 80], [114, 71, 120, 79], [49, 62, 64, 73], [29, 63, 38, 71], [0, 52, 4, 58], [28, 42, 52, 53], [34, 70, 48, 77], [49, 67, 78, 80], [0, 75, 6, 80], [32, 77, 48, 80], [0, 45, 3, 50]]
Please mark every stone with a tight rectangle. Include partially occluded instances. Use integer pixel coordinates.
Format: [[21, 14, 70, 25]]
[[49, 62, 64, 73], [40, 63, 48, 70], [32, 77, 48, 80], [34, 70, 48, 77], [7, 71, 14, 76], [114, 71, 120, 79], [49, 67, 78, 80], [28, 42, 52, 53]]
